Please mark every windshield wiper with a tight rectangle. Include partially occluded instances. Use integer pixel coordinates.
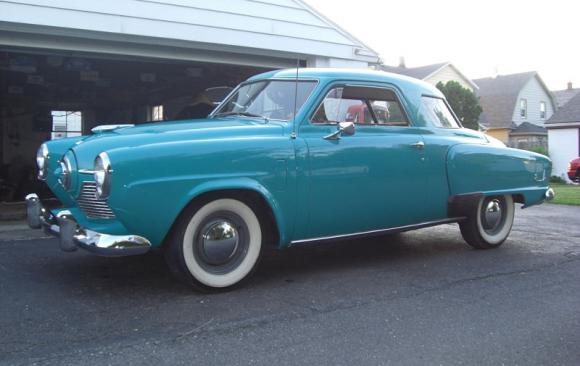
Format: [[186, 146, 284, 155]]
[[214, 111, 266, 120]]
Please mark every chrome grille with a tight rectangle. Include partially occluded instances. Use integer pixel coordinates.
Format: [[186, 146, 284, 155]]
[[77, 182, 116, 220]]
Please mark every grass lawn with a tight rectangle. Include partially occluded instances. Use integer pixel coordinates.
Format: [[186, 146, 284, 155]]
[[548, 183, 580, 206]]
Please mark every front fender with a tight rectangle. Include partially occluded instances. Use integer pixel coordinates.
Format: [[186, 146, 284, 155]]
[[103, 137, 297, 248], [42, 136, 84, 206], [447, 144, 551, 208], [182, 178, 290, 247]]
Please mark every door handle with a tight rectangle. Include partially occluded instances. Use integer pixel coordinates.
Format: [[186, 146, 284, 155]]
[[411, 141, 425, 150]]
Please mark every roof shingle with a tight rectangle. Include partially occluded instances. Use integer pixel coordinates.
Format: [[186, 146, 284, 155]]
[[474, 72, 538, 129], [379, 62, 450, 80], [510, 121, 547, 135], [546, 91, 580, 124]]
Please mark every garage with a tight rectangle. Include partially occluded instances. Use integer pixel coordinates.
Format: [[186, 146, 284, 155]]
[[1, 50, 273, 201], [0, 0, 380, 202]]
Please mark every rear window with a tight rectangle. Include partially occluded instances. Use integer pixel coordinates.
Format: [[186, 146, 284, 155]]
[[421, 97, 461, 128]]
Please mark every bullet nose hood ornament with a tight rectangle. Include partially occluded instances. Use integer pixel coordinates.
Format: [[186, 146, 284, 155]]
[[91, 124, 134, 134]]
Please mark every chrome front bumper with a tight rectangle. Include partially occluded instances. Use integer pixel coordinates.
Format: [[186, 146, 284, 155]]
[[545, 187, 555, 202], [25, 194, 151, 257]]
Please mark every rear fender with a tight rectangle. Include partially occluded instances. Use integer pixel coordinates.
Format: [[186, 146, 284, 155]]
[[447, 144, 551, 208]]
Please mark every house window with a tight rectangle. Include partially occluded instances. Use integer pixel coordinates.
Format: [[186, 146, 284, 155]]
[[540, 101, 546, 119], [152, 105, 164, 121], [520, 99, 527, 118], [51, 111, 82, 140]]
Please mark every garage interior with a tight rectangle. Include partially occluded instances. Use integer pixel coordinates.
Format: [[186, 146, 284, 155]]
[[0, 48, 276, 202]]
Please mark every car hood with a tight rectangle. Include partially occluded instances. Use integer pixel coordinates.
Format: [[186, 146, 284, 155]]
[[66, 118, 286, 168]]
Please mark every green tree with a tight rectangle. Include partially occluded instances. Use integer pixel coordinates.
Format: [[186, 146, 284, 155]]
[[436, 81, 482, 130]]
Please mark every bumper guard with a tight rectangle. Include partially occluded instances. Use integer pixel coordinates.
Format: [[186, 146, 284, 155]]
[[25, 193, 151, 257]]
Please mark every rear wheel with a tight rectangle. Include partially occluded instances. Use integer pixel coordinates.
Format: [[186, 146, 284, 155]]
[[459, 195, 514, 249], [165, 197, 263, 292]]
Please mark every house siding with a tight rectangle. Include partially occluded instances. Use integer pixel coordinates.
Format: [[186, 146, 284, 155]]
[[486, 129, 511, 144], [0, 0, 378, 64], [426, 66, 475, 92], [508, 134, 546, 149], [512, 76, 555, 126]]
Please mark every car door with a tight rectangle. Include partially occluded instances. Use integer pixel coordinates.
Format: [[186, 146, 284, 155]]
[[300, 84, 428, 239]]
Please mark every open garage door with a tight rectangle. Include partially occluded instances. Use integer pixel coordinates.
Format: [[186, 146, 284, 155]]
[[0, 49, 274, 202]]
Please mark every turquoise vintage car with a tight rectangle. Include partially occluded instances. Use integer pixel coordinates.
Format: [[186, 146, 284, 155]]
[[27, 68, 554, 292]]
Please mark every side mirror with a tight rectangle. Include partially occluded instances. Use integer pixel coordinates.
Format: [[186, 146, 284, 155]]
[[323, 122, 356, 140], [205, 87, 234, 104]]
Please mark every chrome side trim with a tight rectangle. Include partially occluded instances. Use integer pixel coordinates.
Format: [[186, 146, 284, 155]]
[[78, 169, 95, 175], [290, 218, 463, 246]]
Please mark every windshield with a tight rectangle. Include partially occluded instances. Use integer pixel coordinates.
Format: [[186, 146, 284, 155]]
[[212, 80, 317, 121]]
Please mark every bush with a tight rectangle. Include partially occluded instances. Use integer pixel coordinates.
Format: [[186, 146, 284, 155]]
[[524, 144, 549, 157], [550, 175, 567, 184]]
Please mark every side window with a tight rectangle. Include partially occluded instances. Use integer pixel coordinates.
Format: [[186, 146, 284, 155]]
[[311, 88, 360, 124], [311, 86, 409, 126], [421, 96, 461, 128]]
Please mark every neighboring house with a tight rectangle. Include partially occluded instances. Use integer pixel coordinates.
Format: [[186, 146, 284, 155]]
[[552, 82, 580, 108], [474, 72, 556, 147], [509, 122, 548, 149], [380, 60, 479, 92], [546, 91, 580, 179]]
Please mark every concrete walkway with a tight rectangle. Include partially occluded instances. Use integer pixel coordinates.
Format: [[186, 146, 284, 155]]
[[0, 201, 49, 240], [0, 201, 26, 221]]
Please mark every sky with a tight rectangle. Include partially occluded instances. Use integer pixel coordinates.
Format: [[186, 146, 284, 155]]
[[304, 0, 579, 91]]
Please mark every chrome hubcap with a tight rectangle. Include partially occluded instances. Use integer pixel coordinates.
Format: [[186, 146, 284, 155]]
[[201, 221, 239, 265], [481, 198, 504, 234], [193, 211, 249, 274]]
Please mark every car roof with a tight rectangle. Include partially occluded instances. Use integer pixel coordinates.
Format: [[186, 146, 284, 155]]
[[247, 68, 442, 98]]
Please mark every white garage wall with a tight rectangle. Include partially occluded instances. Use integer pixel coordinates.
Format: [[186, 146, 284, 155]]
[[549, 128, 580, 179], [0, 0, 379, 67]]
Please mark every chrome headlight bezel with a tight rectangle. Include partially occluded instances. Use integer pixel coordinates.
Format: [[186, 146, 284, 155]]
[[59, 155, 73, 191], [94, 152, 112, 200], [36, 143, 49, 180]]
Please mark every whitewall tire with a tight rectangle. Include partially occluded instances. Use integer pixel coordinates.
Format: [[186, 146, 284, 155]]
[[165, 197, 263, 292], [459, 195, 515, 249]]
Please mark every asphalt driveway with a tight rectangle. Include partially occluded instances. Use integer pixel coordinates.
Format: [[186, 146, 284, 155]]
[[1, 203, 579, 365]]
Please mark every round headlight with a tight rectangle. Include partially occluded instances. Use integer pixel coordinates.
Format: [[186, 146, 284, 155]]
[[36, 144, 49, 180], [59, 155, 72, 190], [94, 152, 112, 199]]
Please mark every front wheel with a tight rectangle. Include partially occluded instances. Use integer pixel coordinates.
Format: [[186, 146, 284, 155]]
[[165, 197, 263, 292], [459, 195, 515, 249]]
